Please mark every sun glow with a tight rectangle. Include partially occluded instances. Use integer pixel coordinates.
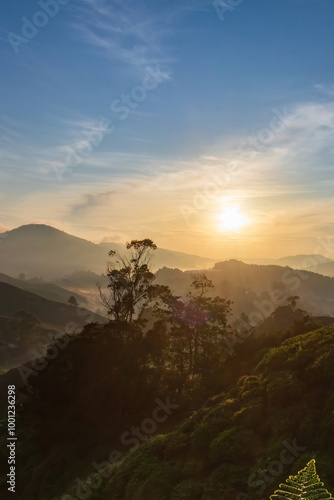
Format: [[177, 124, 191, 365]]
[[219, 205, 247, 231]]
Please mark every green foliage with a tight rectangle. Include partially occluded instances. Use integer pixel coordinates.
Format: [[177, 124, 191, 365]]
[[209, 426, 254, 464], [270, 459, 332, 500], [170, 479, 203, 499]]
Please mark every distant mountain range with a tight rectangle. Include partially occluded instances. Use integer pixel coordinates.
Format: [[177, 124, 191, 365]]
[[243, 253, 332, 271]]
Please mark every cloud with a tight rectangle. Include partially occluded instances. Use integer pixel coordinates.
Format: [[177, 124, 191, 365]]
[[314, 84, 334, 98], [69, 191, 114, 217], [4, 94, 334, 259], [69, 0, 174, 73], [100, 234, 122, 243]]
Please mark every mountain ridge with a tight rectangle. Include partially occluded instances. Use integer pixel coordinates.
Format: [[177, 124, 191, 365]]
[[1, 225, 333, 277]]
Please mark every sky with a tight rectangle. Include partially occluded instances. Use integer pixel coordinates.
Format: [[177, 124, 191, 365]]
[[1, 0, 334, 260]]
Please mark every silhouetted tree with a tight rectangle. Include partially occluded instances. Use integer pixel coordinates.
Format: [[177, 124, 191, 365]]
[[155, 274, 232, 380], [98, 239, 167, 326], [287, 295, 300, 309], [68, 296, 78, 306]]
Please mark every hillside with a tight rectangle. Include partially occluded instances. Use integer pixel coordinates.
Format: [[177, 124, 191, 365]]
[[0, 282, 106, 331], [1, 314, 334, 499], [235, 255, 332, 272], [0, 224, 104, 278], [248, 304, 334, 340], [0, 272, 86, 305], [156, 260, 334, 318], [0, 225, 215, 278], [71, 325, 334, 500], [315, 261, 334, 277], [0, 312, 59, 373], [275, 254, 331, 270]]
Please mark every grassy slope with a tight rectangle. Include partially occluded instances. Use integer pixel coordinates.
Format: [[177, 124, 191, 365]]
[[77, 326, 334, 500]]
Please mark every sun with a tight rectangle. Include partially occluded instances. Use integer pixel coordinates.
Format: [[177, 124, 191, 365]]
[[219, 205, 247, 231]]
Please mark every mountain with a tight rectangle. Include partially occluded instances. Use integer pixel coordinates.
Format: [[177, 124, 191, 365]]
[[275, 254, 332, 270], [156, 260, 334, 318], [0, 224, 104, 278], [241, 254, 332, 271], [0, 272, 86, 305], [0, 224, 215, 279], [100, 242, 216, 271], [315, 261, 334, 277], [2, 224, 332, 281], [0, 282, 106, 332]]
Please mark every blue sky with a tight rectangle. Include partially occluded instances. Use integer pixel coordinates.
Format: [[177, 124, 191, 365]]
[[1, 0, 334, 259]]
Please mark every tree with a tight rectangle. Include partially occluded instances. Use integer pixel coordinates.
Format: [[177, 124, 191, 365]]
[[98, 239, 165, 325], [12, 311, 43, 349], [287, 295, 300, 309], [160, 274, 232, 377], [68, 296, 78, 306]]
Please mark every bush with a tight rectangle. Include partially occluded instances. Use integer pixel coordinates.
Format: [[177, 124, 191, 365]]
[[209, 426, 254, 464]]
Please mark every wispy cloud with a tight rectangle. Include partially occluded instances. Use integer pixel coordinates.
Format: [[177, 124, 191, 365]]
[[70, 191, 114, 217], [4, 95, 334, 258], [314, 83, 334, 98], [68, 0, 175, 73]]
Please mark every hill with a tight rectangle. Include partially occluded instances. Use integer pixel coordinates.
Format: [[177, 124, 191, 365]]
[[315, 261, 334, 277], [70, 325, 334, 500], [238, 254, 332, 271], [0, 224, 103, 278], [0, 224, 215, 279], [275, 254, 331, 269], [0, 272, 86, 305], [249, 304, 334, 339], [156, 260, 334, 318], [2, 318, 334, 499], [0, 311, 60, 373], [0, 282, 105, 331]]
